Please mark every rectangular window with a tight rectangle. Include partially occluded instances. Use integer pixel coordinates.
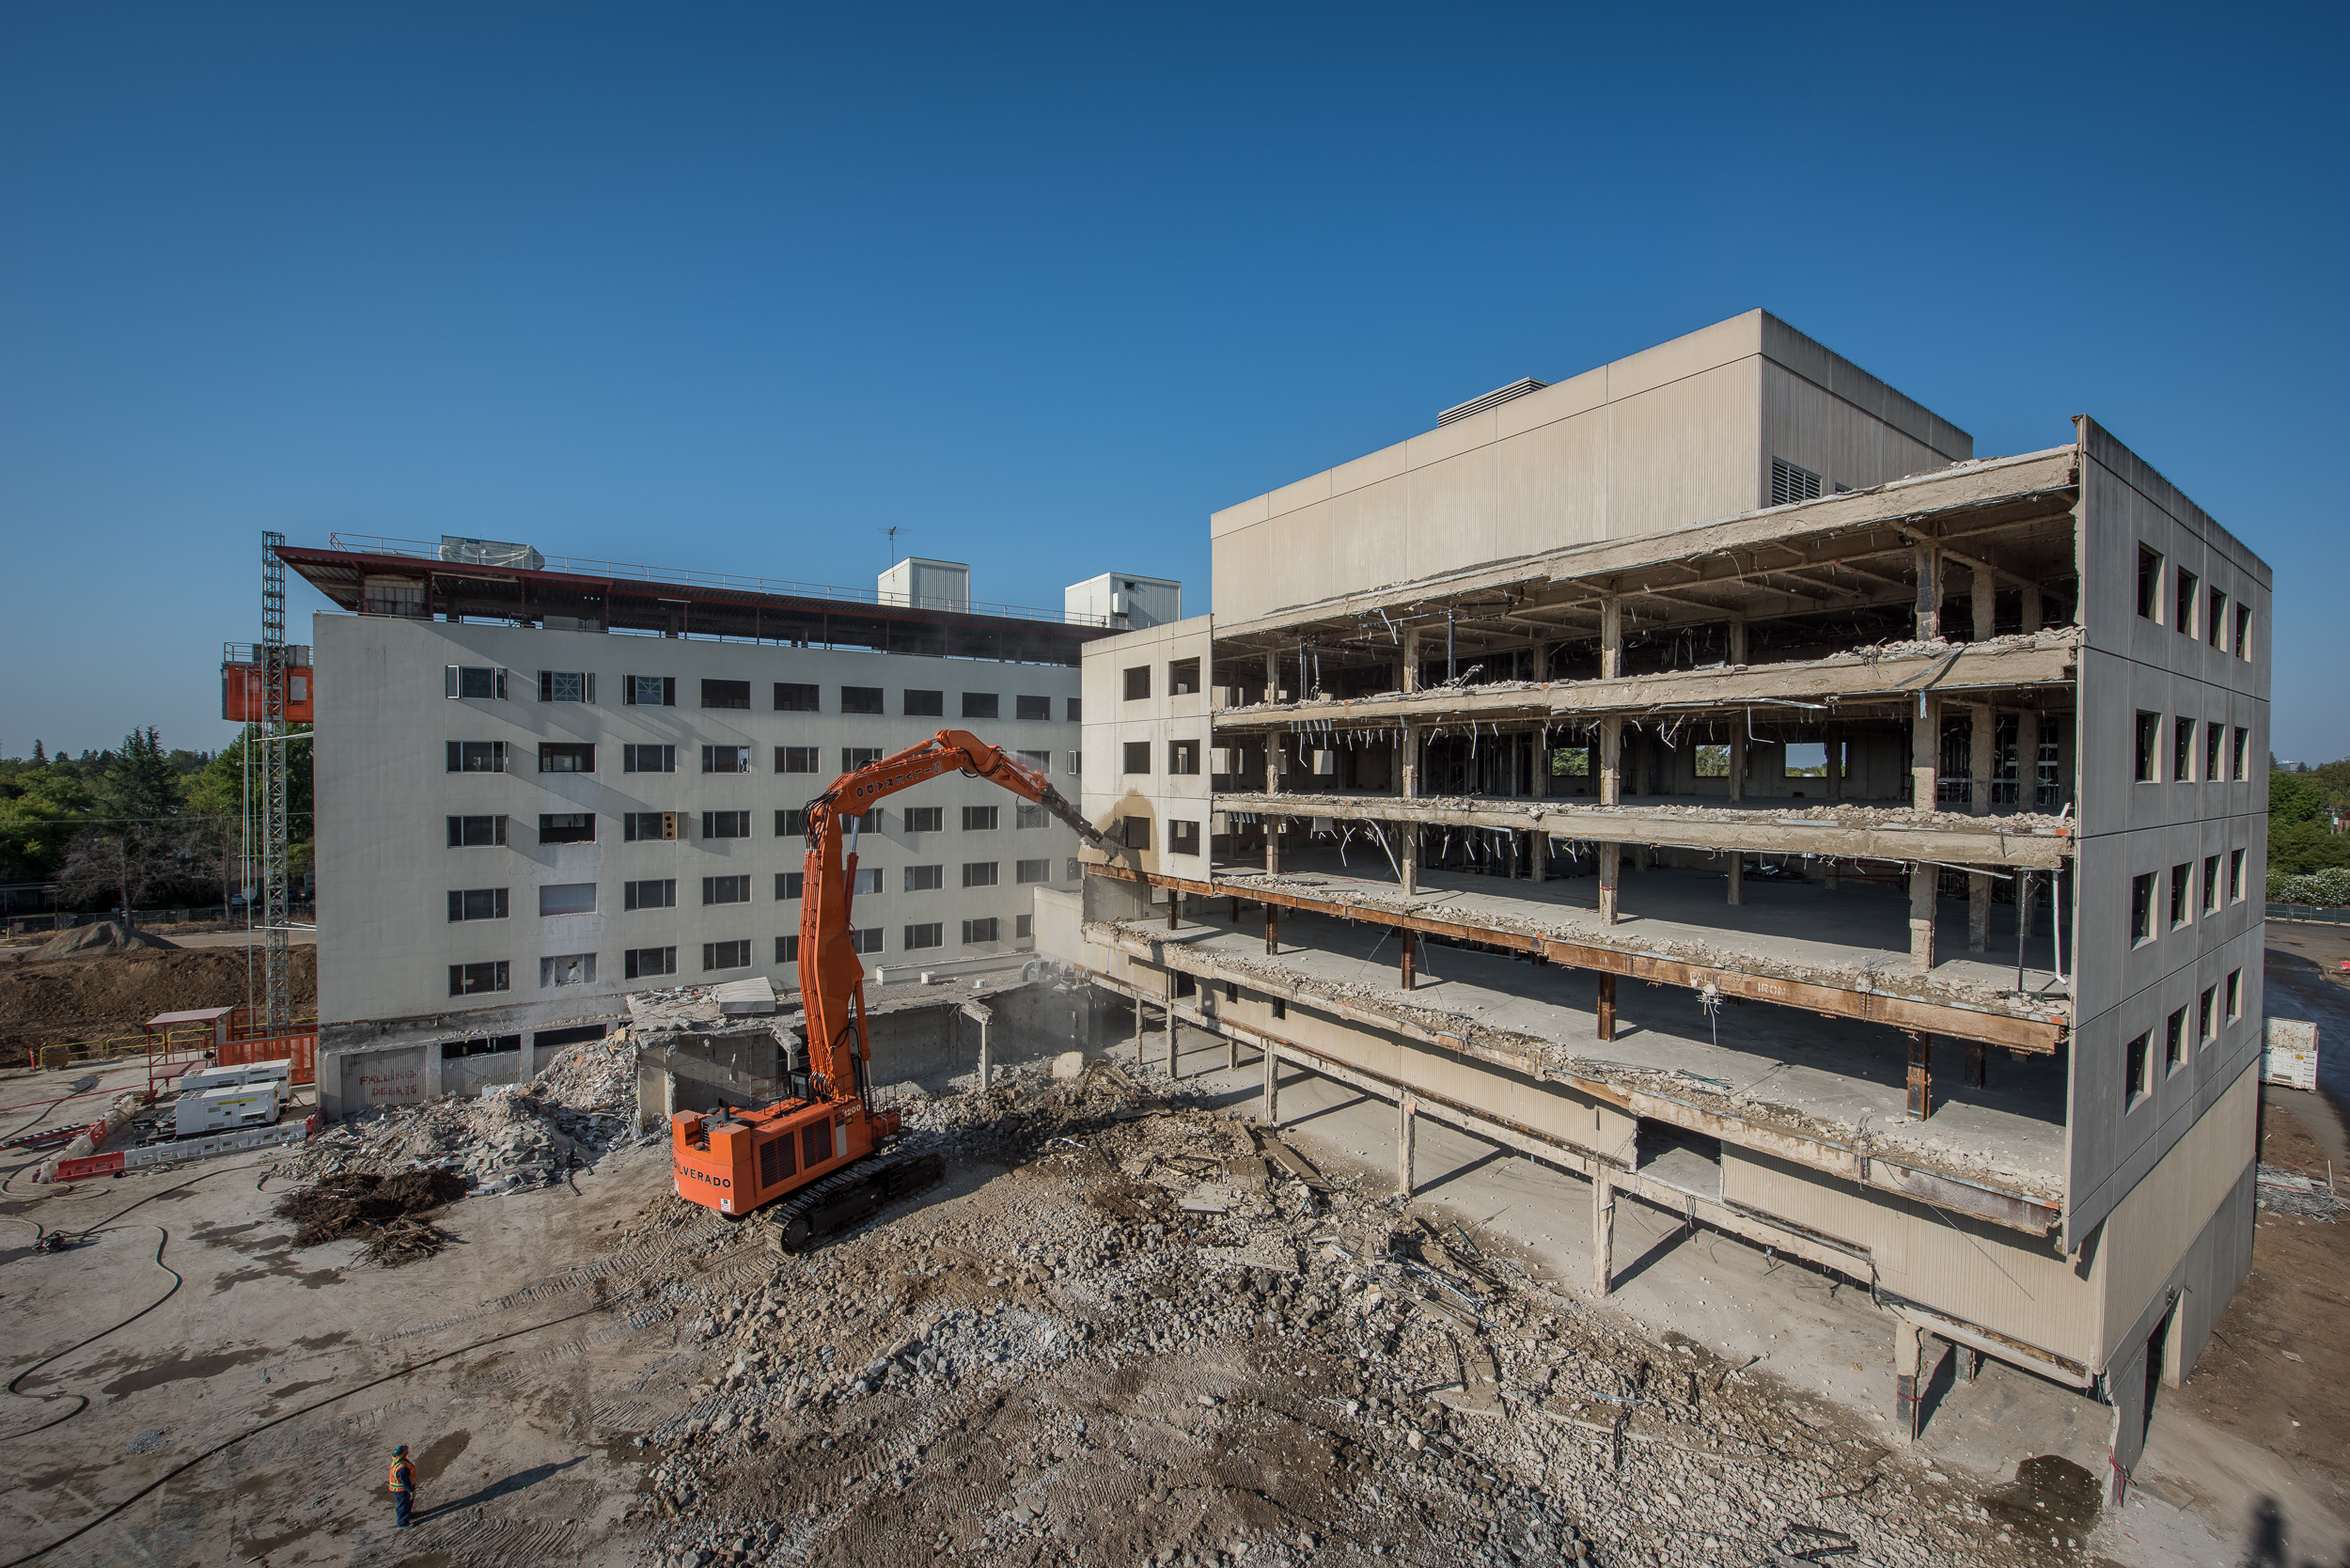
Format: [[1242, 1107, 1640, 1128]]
[[2232, 727, 2248, 781], [1123, 666, 1150, 701], [2174, 568, 2199, 637], [2137, 546, 2164, 620], [905, 864, 944, 891], [903, 688, 944, 717], [1067, 698, 1082, 723], [2125, 1029, 2150, 1104], [904, 922, 944, 951], [1123, 742, 1151, 774], [622, 744, 675, 773], [702, 810, 750, 839], [1168, 657, 1201, 696], [449, 960, 509, 996], [1782, 742, 1828, 777], [1068, 751, 1083, 776], [2229, 848, 2247, 902], [2135, 713, 2160, 782], [850, 867, 882, 896], [436, 1033, 522, 1060], [622, 811, 679, 841], [623, 946, 677, 980], [446, 741, 508, 773], [1015, 748, 1051, 775], [701, 678, 751, 710], [2201, 855, 2219, 915], [849, 928, 884, 956], [623, 878, 677, 910], [2130, 871, 2155, 946], [776, 934, 800, 964], [540, 882, 597, 917], [1016, 913, 1034, 940], [1009, 802, 1045, 832], [703, 940, 751, 972], [2165, 1007, 2186, 1073], [1015, 857, 1051, 884], [2225, 967, 2243, 1018], [777, 808, 808, 838], [2203, 723, 2221, 785], [538, 670, 593, 703], [840, 685, 885, 715], [1122, 816, 1152, 850], [446, 887, 509, 921], [962, 861, 999, 887], [540, 953, 596, 988], [446, 666, 508, 700], [2169, 863, 2192, 929], [962, 917, 999, 945], [1016, 695, 1052, 721], [962, 692, 999, 719], [776, 870, 805, 901], [703, 875, 751, 905], [776, 682, 821, 713], [447, 814, 507, 847], [2199, 985, 2217, 1045], [1168, 739, 1200, 776], [776, 745, 819, 775], [539, 743, 596, 774], [1269, 997, 1286, 1020], [2208, 588, 2227, 649], [702, 745, 752, 774], [963, 806, 999, 831], [842, 747, 884, 772], [540, 812, 595, 845], [623, 675, 676, 707], [1169, 820, 1200, 856], [2172, 717, 2195, 782], [1694, 745, 1730, 778], [903, 806, 943, 834], [2234, 604, 2251, 658]]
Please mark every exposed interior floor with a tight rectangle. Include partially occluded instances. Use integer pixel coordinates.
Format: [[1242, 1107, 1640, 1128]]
[[1206, 846, 2071, 1009], [1119, 898, 2069, 1201]]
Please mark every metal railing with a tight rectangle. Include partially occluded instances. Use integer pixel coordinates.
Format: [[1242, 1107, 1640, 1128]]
[[323, 532, 1113, 628]]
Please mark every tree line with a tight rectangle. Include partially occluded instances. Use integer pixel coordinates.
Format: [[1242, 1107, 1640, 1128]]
[[0, 727, 314, 916], [2269, 759, 2350, 876]]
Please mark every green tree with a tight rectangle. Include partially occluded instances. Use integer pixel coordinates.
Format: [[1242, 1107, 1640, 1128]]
[[2270, 769, 2322, 825], [0, 767, 90, 883], [183, 724, 314, 907], [56, 728, 194, 917], [2270, 819, 2350, 875]]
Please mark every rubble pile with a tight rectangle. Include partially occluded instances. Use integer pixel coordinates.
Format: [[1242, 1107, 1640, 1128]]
[[270, 1032, 640, 1193], [274, 1168, 468, 1264], [583, 1069, 2074, 1568]]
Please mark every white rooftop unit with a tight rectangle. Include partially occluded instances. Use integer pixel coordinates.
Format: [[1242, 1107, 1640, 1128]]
[[878, 557, 971, 614], [1065, 572, 1181, 631], [439, 535, 545, 570]]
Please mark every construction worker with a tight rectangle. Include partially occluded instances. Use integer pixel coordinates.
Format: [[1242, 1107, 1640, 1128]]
[[388, 1444, 416, 1527]]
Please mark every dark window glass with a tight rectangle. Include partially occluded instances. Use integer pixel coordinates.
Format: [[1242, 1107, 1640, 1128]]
[[961, 692, 999, 719], [702, 810, 750, 839], [448, 961, 509, 996], [775, 682, 820, 713], [539, 812, 595, 845], [446, 814, 506, 847], [1123, 666, 1150, 700], [904, 689, 944, 716], [1123, 742, 1151, 774], [2137, 547, 2163, 619], [446, 887, 509, 921], [1016, 695, 1051, 721], [701, 679, 751, 710], [539, 744, 595, 774], [841, 686, 885, 715], [903, 807, 943, 833], [1169, 820, 1200, 855]]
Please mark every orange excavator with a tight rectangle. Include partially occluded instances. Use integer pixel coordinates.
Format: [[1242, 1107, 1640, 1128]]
[[669, 729, 1108, 1246]]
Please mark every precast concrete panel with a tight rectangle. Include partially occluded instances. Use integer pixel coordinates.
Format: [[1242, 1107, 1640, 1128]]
[[2096, 1062, 2257, 1362]]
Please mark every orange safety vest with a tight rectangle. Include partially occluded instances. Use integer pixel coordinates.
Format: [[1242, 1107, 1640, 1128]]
[[389, 1458, 415, 1495]]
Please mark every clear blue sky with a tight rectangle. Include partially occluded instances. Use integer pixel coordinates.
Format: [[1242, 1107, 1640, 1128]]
[[5, 3, 2344, 760]]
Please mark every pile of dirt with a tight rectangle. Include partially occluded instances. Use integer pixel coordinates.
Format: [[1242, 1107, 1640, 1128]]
[[33, 920, 178, 960], [0, 945, 318, 1054], [274, 1168, 469, 1264]]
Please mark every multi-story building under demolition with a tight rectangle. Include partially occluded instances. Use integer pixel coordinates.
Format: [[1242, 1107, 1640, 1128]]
[[1047, 309, 2267, 1490]]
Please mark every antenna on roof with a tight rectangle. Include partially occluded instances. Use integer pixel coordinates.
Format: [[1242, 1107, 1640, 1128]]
[[883, 525, 901, 569]]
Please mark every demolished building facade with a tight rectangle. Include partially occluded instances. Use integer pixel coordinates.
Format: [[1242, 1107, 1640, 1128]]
[[1043, 309, 2268, 1489]]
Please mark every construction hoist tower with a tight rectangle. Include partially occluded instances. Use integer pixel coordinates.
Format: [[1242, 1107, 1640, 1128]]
[[259, 530, 293, 1034]]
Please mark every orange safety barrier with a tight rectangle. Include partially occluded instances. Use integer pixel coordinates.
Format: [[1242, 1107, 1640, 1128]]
[[52, 1151, 124, 1182], [216, 1032, 317, 1085]]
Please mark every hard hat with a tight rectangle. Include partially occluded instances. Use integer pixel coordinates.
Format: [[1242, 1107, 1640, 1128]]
[[394, 1444, 408, 1455]]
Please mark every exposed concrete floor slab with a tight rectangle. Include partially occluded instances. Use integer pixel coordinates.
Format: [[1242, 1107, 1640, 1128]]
[[1208, 847, 2070, 1009], [1131, 899, 2068, 1199]]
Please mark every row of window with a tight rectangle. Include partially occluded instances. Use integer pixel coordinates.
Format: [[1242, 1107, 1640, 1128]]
[[1122, 658, 1203, 702], [1115, 817, 1201, 855], [448, 742, 1070, 777], [446, 916, 1036, 995], [2123, 968, 2246, 1105], [448, 666, 1079, 720], [447, 805, 1065, 848], [1121, 739, 1202, 776], [446, 859, 1063, 920], [2132, 713, 2252, 785], [2127, 851, 2250, 947], [2135, 547, 2252, 656]]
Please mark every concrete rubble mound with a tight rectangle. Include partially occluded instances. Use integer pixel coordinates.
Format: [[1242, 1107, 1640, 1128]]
[[271, 1028, 642, 1193], [33, 918, 178, 960]]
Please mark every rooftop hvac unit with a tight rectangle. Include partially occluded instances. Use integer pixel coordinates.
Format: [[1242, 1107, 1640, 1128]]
[[1436, 378, 1549, 427], [439, 535, 545, 571]]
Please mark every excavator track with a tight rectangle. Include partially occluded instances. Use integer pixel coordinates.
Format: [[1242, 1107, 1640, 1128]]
[[766, 1151, 945, 1252]]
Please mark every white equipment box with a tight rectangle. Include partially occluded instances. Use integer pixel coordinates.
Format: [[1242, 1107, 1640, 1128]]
[[2263, 1018, 2320, 1091], [176, 1080, 284, 1138], [179, 1059, 294, 1096]]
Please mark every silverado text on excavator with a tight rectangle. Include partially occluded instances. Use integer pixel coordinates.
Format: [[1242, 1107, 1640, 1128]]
[[668, 729, 1109, 1246]]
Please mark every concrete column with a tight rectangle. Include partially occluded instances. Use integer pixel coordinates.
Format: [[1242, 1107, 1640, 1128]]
[[1532, 833, 1547, 884], [1893, 1316, 1925, 1442], [1727, 854, 1744, 905], [1168, 887, 1182, 931], [1402, 629, 1420, 692], [1399, 928, 1418, 992], [1261, 1042, 1279, 1125], [1598, 843, 1621, 926], [1826, 737, 1842, 802], [1728, 619, 1747, 666], [1165, 970, 1178, 1077], [979, 1017, 993, 1090], [1401, 825, 1418, 895], [1824, 859, 1839, 891], [1600, 598, 1623, 681], [1968, 873, 1992, 953], [1264, 902, 1278, 956], [1132, 994, 1145, 1049], [1729, 728, 1747, 805], [1969, 704, 1994, 816], [1972, 563, 1997, 643], [2021, 586, 2043, 635], [1600, 718, 1622, 805], [1912, 696, 1940, 812], [1909, 866, 1936, 972], [1226, 1027, 1238, 1073], [1905, 1032, 1934, 1120], [2019, 709, 2042, 817], [1914, 546, 1942, 641], [1398, 1094, 1418, 1201], [1966, 1040, 1988, 1088], [1957, 1344, 1983, 1383], [1591, 1177, 1616, 1297], [1535, 640, 1553, 684], [1595, 973, 1617, 1042], [1401, 722, 1419, 800], [1264, 653, 1283, 878]]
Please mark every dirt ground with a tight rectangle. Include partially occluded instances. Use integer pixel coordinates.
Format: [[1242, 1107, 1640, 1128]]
[[0, 944, 318, 1056]]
